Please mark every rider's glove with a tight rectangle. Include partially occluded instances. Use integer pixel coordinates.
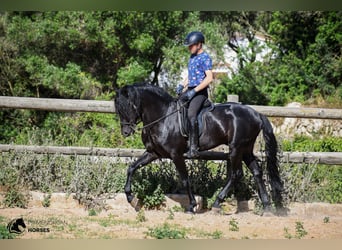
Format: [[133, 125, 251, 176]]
[[180, 89, 196, 102], [176, 84, 184, 95]]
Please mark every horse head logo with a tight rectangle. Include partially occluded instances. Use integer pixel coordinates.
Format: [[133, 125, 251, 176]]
[[7, 218, 26, 234]]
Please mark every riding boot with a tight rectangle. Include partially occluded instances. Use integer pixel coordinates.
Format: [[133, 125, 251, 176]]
[[184, 119, 200, 158]]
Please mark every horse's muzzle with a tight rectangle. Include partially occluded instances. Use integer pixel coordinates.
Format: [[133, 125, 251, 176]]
[[121, 125, 135, 137]]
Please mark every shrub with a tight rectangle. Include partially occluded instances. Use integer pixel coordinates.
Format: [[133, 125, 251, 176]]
[[282, 136, 342, 152], [3, 188, 28, 208], [146, 223, 187, 239], [0, 224, 15, 239]]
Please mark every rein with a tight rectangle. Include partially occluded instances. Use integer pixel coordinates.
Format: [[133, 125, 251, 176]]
[[121, 98, 190, 133]]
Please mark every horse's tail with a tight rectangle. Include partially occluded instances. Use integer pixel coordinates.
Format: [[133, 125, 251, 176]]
[[260, 114, 284, 207]]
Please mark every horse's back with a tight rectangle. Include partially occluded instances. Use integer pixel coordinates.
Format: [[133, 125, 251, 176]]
[[200, 102, 263, 149], [212, 102, 262, 124]]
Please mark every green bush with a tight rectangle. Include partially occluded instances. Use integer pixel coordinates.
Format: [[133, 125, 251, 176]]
[[1, 142, 341, 211], [280, 162, 342, 204], [282, 136, 342, 152], [146, 223, 187, 239], [134, 183, 166, 209], [279, 136, 342, 204], [0, 224, 15, 239], [3, 188, 28, 208]]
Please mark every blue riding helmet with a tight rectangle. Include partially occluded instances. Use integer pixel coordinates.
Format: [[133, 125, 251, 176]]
[[183, 31, 205, 46]]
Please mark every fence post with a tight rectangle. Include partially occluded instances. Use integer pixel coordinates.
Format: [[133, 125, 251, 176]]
[[227, 94, 239, 103]]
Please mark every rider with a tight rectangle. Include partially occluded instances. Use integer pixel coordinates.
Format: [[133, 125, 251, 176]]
[[176, 31, 213, 158]]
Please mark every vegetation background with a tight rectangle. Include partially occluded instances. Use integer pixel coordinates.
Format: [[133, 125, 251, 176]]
[[0, 11, 341, 209]]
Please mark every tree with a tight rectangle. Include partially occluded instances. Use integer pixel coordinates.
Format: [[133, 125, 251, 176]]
[[263, 11, 342, 104], [0, 11, 191, 143], [214, 11, 341, 105]]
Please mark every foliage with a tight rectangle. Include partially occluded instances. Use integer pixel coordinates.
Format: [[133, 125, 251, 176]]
[[136, 209, 147, 222], [1, 11, 341, 148], [280, 137, 342, 204], [3, 188, 28, 208], [88, 208, 97, 216], [282, 136, 342, 152], [0, 224, 15, 239], [284, 221, 308, 239], [0, 160, 29, 208], [281, 136, 342, 204], [42, 193, 52, 208], [229, 218, 239, 232], [134, 182, 166, 210], [146, 223, 187, 239], [280, 161, 342, 204], [211, 230, 223, 239], [214, 11, 341, 106]]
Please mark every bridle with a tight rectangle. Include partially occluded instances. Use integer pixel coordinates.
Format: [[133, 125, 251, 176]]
[[119, 97, 190, 133]]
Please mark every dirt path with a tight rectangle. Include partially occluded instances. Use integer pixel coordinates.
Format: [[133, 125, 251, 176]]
[[1, 192, 341, 239]]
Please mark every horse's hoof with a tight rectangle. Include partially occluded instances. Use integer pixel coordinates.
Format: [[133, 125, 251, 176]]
[[185, 206, 197, 214], [129, 196, 142, 212], [126, 193, 134, 203]]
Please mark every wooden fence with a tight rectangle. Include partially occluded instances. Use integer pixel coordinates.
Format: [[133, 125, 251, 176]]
[[0, 96, 341, 165], [1, 144, 341, 165], [1, 96, 342, 119]]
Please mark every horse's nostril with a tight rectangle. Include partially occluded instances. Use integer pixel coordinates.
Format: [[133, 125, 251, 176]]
[[123, 129, 131, 137]]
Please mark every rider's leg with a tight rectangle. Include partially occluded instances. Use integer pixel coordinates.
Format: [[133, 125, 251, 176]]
[[184, 94, 206, 158]]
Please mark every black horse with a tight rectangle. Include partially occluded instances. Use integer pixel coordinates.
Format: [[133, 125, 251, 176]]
[[115, 83, 284, 214]]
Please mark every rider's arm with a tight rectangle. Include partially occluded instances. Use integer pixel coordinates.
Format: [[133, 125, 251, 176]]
[[182, 76, 189, 89], [193, 69, 213, 92]]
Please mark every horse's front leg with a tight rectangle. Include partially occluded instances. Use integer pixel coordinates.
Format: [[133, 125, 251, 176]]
[[172, 156, 197, 213], [124, 151, 158, 204], [212, 148, 242, 211]]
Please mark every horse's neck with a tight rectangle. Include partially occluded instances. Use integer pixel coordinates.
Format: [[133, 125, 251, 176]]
[[140, 92, 174, 124]]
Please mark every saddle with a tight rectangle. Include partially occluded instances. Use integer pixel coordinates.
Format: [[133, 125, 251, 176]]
[[177, 99, 215, 137]]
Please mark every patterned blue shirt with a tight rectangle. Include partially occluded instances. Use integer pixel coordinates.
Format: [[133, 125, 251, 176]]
[[187, 52, 212, 87]]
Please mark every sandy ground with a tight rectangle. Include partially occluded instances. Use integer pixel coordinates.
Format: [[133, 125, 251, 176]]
[[1, 192, 341, 239]]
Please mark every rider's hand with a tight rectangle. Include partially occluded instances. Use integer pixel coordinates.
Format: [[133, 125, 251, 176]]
[[179, 89, 196, 102], [176, 84, 184, 95]]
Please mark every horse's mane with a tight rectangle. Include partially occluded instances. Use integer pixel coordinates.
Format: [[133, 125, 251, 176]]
[[126, 82, 174, 101], [115, 83, 174, 116]]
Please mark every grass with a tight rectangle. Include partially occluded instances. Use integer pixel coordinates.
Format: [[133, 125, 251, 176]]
[[146, 223, 187, 239], [229, 218, 239, 232], [283, 221, 308, 239]]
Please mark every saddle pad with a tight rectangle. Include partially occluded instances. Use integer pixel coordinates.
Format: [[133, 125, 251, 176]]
[[177, 99, 215, 137]]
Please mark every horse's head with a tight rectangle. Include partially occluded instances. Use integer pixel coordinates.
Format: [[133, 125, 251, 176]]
[[114, 85, 141, 137]]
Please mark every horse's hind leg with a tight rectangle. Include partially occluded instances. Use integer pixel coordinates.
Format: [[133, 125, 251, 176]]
[[243, 153, 271, 211]]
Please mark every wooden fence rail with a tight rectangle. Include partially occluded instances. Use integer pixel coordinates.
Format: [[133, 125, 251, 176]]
[[1, 96, 342, 119], [1, 144, 341, 165], [1, 96, 341, 165], [0, 96, 115, 113]]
